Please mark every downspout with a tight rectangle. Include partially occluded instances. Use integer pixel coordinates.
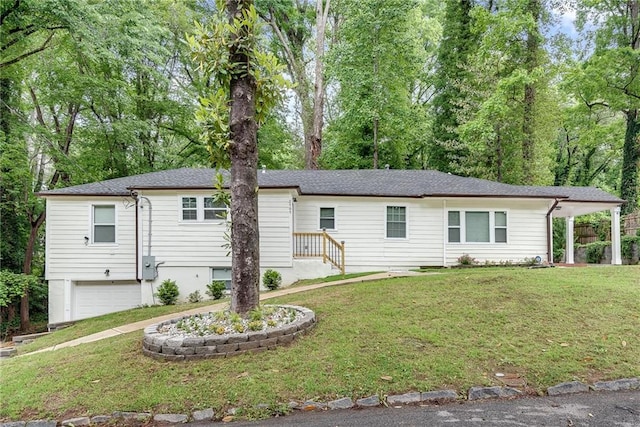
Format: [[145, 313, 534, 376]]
[[134, 195, 140, 282], [140, 196, 152, 257], [545, 199, 561, 264]]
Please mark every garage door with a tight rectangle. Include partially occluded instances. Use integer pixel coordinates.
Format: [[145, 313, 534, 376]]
[[74, 281, 141, 320]]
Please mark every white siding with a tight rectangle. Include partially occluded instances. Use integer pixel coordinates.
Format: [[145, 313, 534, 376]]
[[139, 189, 293, 268], [294, 196, 444, 270], [444, 199, 549, 265], [293, 196, 551, 270], [45, 197, 137, 281]]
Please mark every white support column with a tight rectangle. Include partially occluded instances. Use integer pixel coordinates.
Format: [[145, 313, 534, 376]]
[[565, 216, 574, 264], [611, 206, 622, 265]]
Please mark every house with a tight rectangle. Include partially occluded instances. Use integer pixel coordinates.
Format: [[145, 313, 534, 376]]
[[39, 168, 624, 324]]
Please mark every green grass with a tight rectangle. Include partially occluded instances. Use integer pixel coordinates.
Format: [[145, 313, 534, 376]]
[[1, 267, 639, 422], [15, 299, 225, 354]]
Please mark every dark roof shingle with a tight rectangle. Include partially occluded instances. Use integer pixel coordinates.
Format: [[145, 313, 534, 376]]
[[38, 168, 623, 204]]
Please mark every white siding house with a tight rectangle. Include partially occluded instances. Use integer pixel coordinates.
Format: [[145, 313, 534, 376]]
[[40, 168, 624, 324]]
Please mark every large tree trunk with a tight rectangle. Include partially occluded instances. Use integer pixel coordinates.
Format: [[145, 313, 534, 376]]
[[621, 109, 640, 214], [620, 1, 639, 214], [307, 0, 330, 170], [228, 0, 260, 315], [522, 0, 540, 184]]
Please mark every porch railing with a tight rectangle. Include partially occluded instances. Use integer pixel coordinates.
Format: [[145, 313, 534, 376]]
[[293, 230, 345, 274]]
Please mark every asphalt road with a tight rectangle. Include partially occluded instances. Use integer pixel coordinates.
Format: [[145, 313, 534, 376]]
[[186, 390, 640, 427]]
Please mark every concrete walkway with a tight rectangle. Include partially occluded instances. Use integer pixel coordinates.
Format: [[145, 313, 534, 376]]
[[21, 271, 429, 357]]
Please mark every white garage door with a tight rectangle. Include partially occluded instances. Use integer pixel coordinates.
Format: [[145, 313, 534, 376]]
[[74, 281, 141, 320]]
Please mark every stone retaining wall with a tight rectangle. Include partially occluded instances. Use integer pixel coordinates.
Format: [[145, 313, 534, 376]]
[[142, 305, 315, 361]]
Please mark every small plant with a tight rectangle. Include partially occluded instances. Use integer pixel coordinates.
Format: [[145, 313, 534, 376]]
[[156, 279, 179, 305], [214, 325, 226, 335], [206, 280, 226, 300], [263, 269, 282, 290], [233, 322, 245, 333], [267, 319, 277, 327], [248, 308, 263, 322], [188, 290, 203, 303], [248, 320, 263, 331], [457, 253, 477, 266]]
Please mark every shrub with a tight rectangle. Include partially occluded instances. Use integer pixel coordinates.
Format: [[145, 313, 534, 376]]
[[584, 241, 610, 264], [206, 280, 226, 300], [188, 290, 203, 303], [457, 254, 477, 266], [263, 269, 282, 290], [621, 235, 640, 262], [156, 279, 179, 305]]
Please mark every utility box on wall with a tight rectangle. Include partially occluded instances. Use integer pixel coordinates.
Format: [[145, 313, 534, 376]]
[[142, 256, 156, 280]]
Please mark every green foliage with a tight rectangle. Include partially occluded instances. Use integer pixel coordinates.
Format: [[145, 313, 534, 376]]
[[206, 280, 227, 300], [0, 271, 38, 308], [323, 0, 428, 169], [262, 269, 282, 291], [156, 279, 179, 305], [188, 291, 203, 303], [187, 1, 288, 169], [583, 241, 610, 264], [621, 236, 640, 262]]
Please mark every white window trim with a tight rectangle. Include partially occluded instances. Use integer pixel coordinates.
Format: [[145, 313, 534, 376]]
[[90, 203, 118, 245], [178, 195, 229, 224], [447, 209, 508, 244], [318, 206, 337, 231], [385, 205, 408, 240]]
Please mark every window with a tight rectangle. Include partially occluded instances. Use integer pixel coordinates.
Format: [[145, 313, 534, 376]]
[[319, 207, 335, 230], [448, 211, 461, 243], [180, 196, 228, 222], [447, 210, 507, 243], [181, 197, 197, 221], [204, 197, 228, 220], [93, 205, 115, 243], [211, 267, 232, 290], [466, 212, 490, 242], [386, 206, 406, 238], [495, 211, 507, 243]]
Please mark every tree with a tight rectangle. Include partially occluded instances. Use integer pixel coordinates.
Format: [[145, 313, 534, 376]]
[[324, 0, 426, 169], [454, 0, 557, 184], [188, 0, 286, 314], [429, 0, 477, 173], [575, 0, 640, 214], [0, 0, 207, 330], [256, 0, 331, 169]]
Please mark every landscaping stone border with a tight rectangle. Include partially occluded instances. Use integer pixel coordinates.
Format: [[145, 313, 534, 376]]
[[1, 378, 638, 426], [141, 305, 315, 361]]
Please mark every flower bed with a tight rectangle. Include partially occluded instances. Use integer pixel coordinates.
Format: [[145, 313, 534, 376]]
[[142, 305, 315, 361]]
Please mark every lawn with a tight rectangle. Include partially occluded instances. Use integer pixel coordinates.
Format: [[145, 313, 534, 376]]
[[1, 266, 639, 422]]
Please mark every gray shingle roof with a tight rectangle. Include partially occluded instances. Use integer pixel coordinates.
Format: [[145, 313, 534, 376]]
[[38, 168, 623, 203]]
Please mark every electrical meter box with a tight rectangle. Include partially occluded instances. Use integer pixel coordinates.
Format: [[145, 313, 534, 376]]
[[142, 256, 156, 280]]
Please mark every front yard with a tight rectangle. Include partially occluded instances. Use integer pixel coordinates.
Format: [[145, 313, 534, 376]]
[[1, 266, 638, 422]]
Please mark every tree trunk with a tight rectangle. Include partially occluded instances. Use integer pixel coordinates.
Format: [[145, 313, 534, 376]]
[[522, 0, 540, 184], [20, 212, 45, 330], [621, 109, 640, 214], [227, 0, 260, 315], [620, 1, 639, 214], [307, 0, 330, 170]]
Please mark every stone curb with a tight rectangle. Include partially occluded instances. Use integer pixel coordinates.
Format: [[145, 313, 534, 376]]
[[142, 305, 316, 361], [1, 378, 638, 426]]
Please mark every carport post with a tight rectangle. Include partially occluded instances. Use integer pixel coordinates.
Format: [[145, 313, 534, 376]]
[[565, 216, 574, 264], [611, 206, 622, 265]]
